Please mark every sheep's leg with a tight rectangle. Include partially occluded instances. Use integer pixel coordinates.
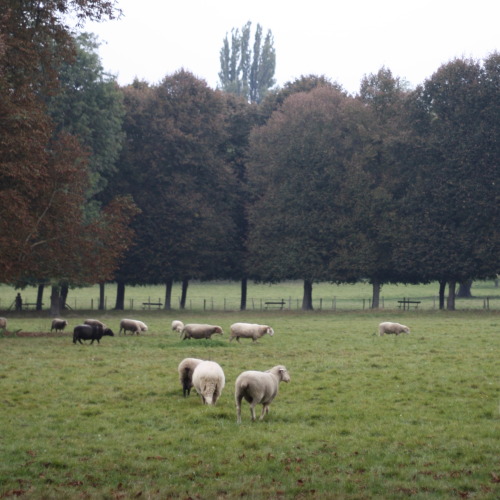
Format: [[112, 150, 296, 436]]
[[236, 396, 243, 423], [250, 403, 257, 421], [259, 404, 270, 420]]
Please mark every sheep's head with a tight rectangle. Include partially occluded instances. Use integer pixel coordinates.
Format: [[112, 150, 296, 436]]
[[278, 366, 290, 383], [213, 326, 223, 335], [265, 326, 274, 336]]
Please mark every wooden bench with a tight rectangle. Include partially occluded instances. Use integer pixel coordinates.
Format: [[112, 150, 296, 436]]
[[398, 298, 421, 310], [23, 302, 43, 310], [142, 302, 163, 310], [265, 300, 286, 310]]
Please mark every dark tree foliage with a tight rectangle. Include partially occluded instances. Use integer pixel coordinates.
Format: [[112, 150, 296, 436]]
[[259, 74, 343, 123], [396, 56, 500, 309], [247, 86, 376, 309], [110, 72, 239, 308], [355, 67, 414, 307], [220, 93, 260, 309]]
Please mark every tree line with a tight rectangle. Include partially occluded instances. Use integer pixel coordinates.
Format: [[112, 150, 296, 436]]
[[1, 1, 498, 313]]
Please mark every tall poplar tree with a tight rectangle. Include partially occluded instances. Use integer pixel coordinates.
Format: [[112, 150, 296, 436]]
[[218, 21, 276, 103]]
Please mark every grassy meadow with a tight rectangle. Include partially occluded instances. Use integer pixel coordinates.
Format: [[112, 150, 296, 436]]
[[0, 307, 499, 499], [0, 279, 499, 312]]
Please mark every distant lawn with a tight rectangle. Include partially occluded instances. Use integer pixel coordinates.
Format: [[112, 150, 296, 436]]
[[1, 279, 499, 313], [0, 310, 499, 498]]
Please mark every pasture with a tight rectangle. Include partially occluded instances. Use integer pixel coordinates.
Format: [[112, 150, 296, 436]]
[[0, 310, 499, 499], [0, 279, 499, 312]]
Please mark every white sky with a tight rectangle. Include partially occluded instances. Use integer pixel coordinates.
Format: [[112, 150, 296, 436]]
[[82, 0, 500, 94]]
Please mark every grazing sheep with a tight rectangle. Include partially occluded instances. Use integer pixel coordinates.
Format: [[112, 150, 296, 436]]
[[50, 318, 68, 333], [84, 319, 106, 329], [235, 365, 291, 424], [181, 323, 223, 340], [378, 321, 410, 336], [229, 322, 274, 343], [178, 358, 204, 397], [172, 320, 185, 334], [0, 317, 7, 330], [136, 320, 148, 332], [119, 318, 143, 335], [192, 360, 225, 405], [73, 324, 114, 344]]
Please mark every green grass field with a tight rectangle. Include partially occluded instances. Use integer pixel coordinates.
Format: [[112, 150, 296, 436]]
[[1, 279, 499, 313], [1, 309, 499, 499]]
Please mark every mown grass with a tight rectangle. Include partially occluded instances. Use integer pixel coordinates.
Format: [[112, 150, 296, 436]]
[[1, 279, 499, 312], [1, 310, 499, 499]]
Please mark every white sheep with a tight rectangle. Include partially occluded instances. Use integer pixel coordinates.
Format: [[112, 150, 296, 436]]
[[235, 365, 291, 424], [84, 319, 106, 329], [171, 320, 185, 334], [119, 318, 143, 335], [178, 357, 204, 397], [229, 322, 274, 343], [181, 323, 223, 340], [0, 317, 7, 330], [50, 318, 68, 333], [136, 320, 148, 332], [191, 360, 225, 405], [378, 321, 410, 336]]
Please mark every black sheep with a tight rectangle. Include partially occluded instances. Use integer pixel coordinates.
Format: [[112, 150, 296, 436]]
[[73, 324, 114, 344]]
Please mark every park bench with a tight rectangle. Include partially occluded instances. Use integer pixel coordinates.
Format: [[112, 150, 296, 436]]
[[265, 300, 286, 310], [398, 298, 421, 310], [142, 301, 163, 310], [23, 302, 43, 310]]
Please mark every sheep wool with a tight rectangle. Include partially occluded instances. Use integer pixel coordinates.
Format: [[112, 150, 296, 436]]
[[171, 320, 185, 334], [119, 319, 143, 335], [235, 365, 290, 423], [191, 360, 225, 405], [181, 324, 223, 340], [0, 317, 7, 329], [229, 323, 274, 343], [178, 358, 204, 397], [50, 318, 68, 333], [378, 322, 410, 336]]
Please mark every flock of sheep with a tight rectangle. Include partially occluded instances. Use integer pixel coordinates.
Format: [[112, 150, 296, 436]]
[[0, 315, 410, 422], [177, 357, 291, 423]]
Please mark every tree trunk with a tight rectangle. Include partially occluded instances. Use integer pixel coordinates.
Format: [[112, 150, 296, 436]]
[[240, 277, 247, 311], [98, 283, 105, 310], [180, 278, 189, 310], [371, 281, 381, 309], [50, 285, 62, 317], [36, 283, 44, 311], [115, 281, 125, 310], [446, 280, 456, 311], [438, 280, 446, 310], [302, 279, 313, 310], [60, 282, 69, 310], [457, 279, 472, 298], [164, 278, 173, 310]]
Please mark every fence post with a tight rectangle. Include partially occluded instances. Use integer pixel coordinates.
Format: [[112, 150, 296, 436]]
[[319, 298, 323, 310], [91, 298, 93, 310], [204, 299, 206, 311], [362, 299, 365, 310]]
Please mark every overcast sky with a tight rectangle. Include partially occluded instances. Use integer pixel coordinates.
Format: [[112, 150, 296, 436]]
[[83, 0, 500, 94]]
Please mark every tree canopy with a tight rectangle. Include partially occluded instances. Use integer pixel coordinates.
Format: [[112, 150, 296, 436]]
[[218, 21, 276, 104]]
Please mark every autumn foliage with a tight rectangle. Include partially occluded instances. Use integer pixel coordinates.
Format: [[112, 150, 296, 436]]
[[0, 0, 136, 286]]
